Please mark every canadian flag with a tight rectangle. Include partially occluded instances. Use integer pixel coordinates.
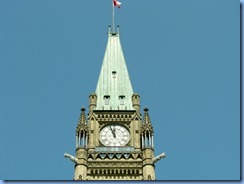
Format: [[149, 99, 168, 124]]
[[113, 0, 121, 8]]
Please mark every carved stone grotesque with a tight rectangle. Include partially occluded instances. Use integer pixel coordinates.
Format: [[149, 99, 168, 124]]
[[64, 153, 78, 163], [153, 152, 166, 164]]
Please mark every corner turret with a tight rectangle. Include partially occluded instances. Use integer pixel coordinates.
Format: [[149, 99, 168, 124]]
[[132, 93, 140, 113], [89, 93, 97, 113]]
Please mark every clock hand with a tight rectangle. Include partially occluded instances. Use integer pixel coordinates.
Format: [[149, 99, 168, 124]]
[[113, 128, 116, 138], [110, 126, 116, 138]]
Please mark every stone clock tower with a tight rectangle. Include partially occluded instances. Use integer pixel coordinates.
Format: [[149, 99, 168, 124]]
[[64, 26, 165, 180]]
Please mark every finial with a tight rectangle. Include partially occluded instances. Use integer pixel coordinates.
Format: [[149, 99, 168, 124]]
[[144, 107, 149, 112], [108, 25, 111, 34], [81, 106, 86, 111], [89, 92, 96, 97], [133, 93, 140, 96]]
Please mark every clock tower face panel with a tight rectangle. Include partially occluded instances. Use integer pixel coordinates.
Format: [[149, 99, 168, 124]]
[[100, 124, 130, 146]]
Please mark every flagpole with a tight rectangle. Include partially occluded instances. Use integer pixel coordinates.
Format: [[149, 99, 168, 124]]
[[112, 0, 115, 32]]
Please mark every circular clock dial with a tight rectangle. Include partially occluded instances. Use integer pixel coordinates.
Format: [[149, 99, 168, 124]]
[[100, 124, 130, 146]]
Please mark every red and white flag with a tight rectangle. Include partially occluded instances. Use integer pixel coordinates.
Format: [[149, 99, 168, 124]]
[[113, 0, 121, 8]]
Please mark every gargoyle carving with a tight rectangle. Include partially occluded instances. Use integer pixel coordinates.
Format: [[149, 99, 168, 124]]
[[64, 153, 78, 163], [153, 152, 166, 164]]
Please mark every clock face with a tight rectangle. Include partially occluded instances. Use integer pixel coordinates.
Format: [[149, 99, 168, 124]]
[[100, 124, 130, 146]]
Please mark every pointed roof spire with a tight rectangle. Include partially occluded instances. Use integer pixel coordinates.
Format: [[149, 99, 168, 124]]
[[143, 107, 151, 125], [79, 107, 87, 124], [142, 107, 154, 133], [76, 107, 87, 135], [95, 26, 134, 110]]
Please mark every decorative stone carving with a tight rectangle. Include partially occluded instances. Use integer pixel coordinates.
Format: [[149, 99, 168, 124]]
[[91, 153, 98, 159], [153, 152, 166, 164], [132, 153, 138, 159], [148, 175, 152, 180], [64, 153, 78, 163], [87, 161, 142, 168]]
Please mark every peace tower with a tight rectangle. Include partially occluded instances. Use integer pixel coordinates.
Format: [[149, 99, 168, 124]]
[[64, 15, 166, 180]]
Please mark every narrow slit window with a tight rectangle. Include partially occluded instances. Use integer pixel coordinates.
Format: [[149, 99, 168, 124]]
[[119, 95, 125, 105], [104, 95, 110, 105], [112, 71, 117, 78]]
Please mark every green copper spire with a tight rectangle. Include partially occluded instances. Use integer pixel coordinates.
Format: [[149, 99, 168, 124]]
[[95, 26, 133, 110]]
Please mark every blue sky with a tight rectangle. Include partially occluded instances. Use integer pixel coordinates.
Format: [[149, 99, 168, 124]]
[[0, 0, 240, 181]]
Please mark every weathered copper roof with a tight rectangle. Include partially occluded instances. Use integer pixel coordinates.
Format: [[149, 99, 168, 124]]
[[95, 27, 133, 110]]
